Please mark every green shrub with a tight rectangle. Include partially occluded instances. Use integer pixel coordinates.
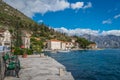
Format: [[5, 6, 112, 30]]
[[14, 47, 23, 55], [26, 48, 33, 55]]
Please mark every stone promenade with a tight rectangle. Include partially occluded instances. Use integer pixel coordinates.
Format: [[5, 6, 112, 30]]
[[4, 55, 74, 80]]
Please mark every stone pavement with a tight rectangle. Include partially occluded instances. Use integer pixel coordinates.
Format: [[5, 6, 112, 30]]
[[4, 55, 74, 80]]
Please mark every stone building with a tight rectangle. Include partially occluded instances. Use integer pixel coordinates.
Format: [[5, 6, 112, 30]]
[[0, 29, 11, 48], [21, 30, 31, 49], [47, 39, 62, 50]]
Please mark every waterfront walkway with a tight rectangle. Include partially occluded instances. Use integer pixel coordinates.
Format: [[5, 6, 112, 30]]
[[4, 55, 74, 80]]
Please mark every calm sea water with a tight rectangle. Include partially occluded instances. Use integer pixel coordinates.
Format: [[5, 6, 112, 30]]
[[45, 49, 120, 80]]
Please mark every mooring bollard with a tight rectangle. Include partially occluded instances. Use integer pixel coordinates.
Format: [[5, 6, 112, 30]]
[[40, 53, 45, 57], [59, 68, 65, 76]]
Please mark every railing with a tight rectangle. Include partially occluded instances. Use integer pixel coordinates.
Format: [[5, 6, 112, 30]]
[[0, 50, 10, 80]]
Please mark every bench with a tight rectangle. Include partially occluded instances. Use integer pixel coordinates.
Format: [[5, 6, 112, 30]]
[[2, 53, 20, 78]]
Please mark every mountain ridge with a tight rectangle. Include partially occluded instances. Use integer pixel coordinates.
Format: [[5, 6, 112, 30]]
[[81, 34, 120, 48]]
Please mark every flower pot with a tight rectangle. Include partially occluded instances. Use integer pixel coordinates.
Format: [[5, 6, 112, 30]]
[[22, 53, 27, 58], [11, 49, 15, 52]]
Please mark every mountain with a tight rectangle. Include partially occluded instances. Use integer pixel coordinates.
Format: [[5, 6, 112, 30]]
[[0, 0, 34, 29], [82, 34, 120, 48], [0, 0, 71, 42], [2, 0, 117, 49]]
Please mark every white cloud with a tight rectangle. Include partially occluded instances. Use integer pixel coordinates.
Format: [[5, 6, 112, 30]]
[[54, 27, 99, 36], [4, 0, 70, 17], [114, 14, 120, 19], [101, 30, 120, 36], [54, 27, 120, 36], [83, 2, 92, 9], [102, 14, 120, 25], [38, 20, 43, 23], [71, 2, 92, 10], [71, 2, 84, 9], [4, 0, 92, 17], [102, 19, 112, 24]]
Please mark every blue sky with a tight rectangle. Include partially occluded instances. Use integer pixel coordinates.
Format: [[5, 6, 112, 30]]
[[32, 0, 120, 30], [4, 0, 120, 36]]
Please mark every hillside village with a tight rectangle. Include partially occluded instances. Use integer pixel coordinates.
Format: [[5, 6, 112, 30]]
[[0, 29, 31, 50], [0, 0, 97, 54], [0, 0, 99, 80], [0, 28, 97, 53]]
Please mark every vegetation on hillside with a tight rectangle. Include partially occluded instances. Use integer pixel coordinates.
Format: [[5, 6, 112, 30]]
[[0, 0, 95, 52], [74, 36, 94, 49], [0, 1, 71, 41]]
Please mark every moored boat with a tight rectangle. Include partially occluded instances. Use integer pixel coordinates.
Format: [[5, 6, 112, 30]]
[[57, 50, 70, 53]]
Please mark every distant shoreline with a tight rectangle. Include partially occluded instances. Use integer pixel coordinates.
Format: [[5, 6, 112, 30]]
[[43, 48, 103, 53]]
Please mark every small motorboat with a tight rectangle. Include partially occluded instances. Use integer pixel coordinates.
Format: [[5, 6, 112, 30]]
[[57, 50, 70, 53]]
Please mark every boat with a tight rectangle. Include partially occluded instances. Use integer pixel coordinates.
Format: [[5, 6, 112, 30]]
[[50, 50, 57, 53], [57, 49, 70, 53]]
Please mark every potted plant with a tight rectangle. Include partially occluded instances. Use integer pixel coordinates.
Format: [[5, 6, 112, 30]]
[[22, 48, 27, 58], [22, 53, 27, 58]]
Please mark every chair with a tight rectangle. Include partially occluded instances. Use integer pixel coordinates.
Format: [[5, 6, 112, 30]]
[[3, 53, 20, 78]]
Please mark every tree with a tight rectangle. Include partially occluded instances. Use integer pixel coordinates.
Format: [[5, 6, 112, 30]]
[[30, 37, 44, 53], [76, 37, 90, 49]]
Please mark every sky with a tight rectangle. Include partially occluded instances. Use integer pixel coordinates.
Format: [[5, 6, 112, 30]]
[[4, 0, 120, 36]]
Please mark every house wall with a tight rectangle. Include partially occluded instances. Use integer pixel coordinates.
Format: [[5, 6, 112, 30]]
[[47, 40, 61, 50], [21, 31, 31, 49], [51, 41, 61, 50], [47, 40, 79, 50], [0, 30, 11, 48], [22, 36, 30, 48], [66, 42, 74, 49], [88, 44, 97, 49]]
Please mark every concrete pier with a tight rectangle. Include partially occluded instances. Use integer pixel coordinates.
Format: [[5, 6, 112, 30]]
[[4, 55, 74, 80]]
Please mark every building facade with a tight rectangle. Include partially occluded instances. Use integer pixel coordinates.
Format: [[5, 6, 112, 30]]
[[65, 42, 74, 49], [47, 39, 61, 50], [47, 39, 78, 50], [21, 31, 31, 49], [0, 29, 11, 48], [88, 43, 97, 49]]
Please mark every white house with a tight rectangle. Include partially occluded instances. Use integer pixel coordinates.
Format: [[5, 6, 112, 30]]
[[47, 39, 80, 50], [65, 42, 74, 49], [0, 29, 11, 48], [21, 30, 31, 49], [47, 39, 61, 50], [88, 43, 97, 49]]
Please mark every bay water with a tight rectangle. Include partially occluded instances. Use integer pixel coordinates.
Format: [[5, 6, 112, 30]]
[[45, 49, 120, 80]]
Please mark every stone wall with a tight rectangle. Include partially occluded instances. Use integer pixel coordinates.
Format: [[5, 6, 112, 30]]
[[0, 52, 5, 80]]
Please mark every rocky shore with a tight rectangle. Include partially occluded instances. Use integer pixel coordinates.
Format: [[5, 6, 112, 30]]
[[4, 55, 74, 80]]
